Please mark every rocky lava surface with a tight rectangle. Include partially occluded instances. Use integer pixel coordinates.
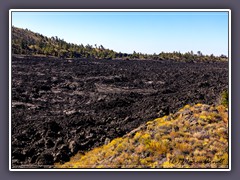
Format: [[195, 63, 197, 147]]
[[11, 56, 228, 168]]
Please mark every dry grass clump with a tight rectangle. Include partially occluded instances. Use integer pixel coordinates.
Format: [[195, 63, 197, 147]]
[[55, 104, 228, 169]]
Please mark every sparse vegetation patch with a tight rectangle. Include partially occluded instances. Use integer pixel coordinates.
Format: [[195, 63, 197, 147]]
[[56, 104, 228, 168]]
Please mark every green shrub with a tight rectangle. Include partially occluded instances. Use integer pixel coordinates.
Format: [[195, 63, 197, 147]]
[[220, 90, 228, 107]]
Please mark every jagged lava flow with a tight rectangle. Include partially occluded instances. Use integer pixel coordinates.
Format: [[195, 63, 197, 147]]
[[11, 56, 228, 168]]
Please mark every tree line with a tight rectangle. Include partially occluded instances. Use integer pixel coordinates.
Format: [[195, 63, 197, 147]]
[[12, 26, 228, 62]]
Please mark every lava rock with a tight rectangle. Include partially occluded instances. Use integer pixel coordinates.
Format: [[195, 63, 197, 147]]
[[36, 153, 54, 165]]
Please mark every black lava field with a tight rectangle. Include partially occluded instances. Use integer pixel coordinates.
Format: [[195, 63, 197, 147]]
[[11, 56, 228, 168]]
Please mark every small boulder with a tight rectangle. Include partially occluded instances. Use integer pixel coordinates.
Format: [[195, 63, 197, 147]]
[[69, 140, 79, 154]]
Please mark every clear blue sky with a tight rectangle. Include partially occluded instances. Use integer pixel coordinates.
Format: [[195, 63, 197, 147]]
[[11, 11, 229, 56]]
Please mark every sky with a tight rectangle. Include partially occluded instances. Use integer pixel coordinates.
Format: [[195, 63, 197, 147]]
[[11, 11, 229, 56]]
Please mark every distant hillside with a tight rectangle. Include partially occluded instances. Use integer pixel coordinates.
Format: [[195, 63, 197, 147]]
[[12, 26, 228, 62], [56, 103, 228, 168], [12, 26, 119, 59]]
